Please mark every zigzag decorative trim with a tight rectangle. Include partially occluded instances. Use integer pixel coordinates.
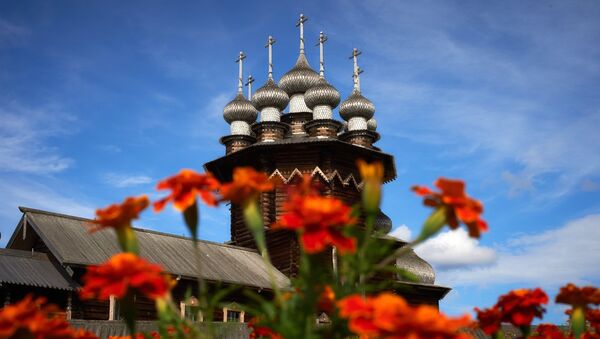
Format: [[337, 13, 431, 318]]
[[268, 166, 363, 190]]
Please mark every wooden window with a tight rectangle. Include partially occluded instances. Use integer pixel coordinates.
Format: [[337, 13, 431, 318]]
[[180, 297, 202, 322]]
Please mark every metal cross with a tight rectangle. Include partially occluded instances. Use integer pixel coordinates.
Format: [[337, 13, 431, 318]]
[[317, 31, 328, 77], [349, 48, 362, 91], [235, 51, 246, 93], [264, 36, 276, 79], [245, 75, 255, 100], [296, 14, 308, 54]]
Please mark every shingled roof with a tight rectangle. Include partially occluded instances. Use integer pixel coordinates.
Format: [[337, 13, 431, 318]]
[[0, 248, 79, 291], [8, 207, 289, 290]]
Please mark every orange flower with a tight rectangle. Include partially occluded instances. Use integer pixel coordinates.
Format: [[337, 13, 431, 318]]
[[154, 169, 220, 212], [587, 308, 600, 333], [0, 295, 98, 339], [412, 178, 488, 238], [556, 283, 600, 308], [530, 324, 566, 339], [220, 167, 275, 205], [248, 319, 283, 339], [474, 306, 502, 335], [94, 195, 149, 230], [80, 253, 174, 301], [273, 194, 356, 254], [318, 285, 336, 313], [494, 288, 548, 326], [338, 293, 472, 339]]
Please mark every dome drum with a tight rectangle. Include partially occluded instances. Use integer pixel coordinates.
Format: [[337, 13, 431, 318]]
[[303, 119, 343, 139], [312, 105, 333, 120], [230, 121, 252, 136], [251, 121, 290, 142], [289, 94, 312, 113]]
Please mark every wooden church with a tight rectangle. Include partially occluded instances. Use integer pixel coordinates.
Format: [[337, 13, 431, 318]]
[[0, 14, 449, 328]]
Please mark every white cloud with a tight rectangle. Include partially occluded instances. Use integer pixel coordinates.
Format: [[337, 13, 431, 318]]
[[415, 228, 497, 268], [437, 214, 600, 287], [0, 103, 75, 174], [103, 173, 153, 188], [388, 224, 412, 241]]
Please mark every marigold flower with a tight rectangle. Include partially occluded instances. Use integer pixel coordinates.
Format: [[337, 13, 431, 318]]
[[530, 324, 566, 339], [318, 285, 336, 313], [273, 194, 356, 254], [94, 195, 149, 230], [0, 295, 97, 339], [556, 283, 600, 308], [220, 167, 275, 205], [154, 169, 220, 212], [587, 308, 600, 332], [474, 306, 503, 335], [338, 293, 472, 339], [248, 319, 283, 339], [412, 178, 488, 238], [80, 253, 174, 301], [495, 288, 548, 326]]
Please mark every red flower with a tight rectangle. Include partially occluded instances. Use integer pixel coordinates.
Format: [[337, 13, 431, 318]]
[[0, 295, 98, 339], [587, 308, 600, 332], [495, 288, 548, 326], [318, 285, 336, 313], [248, 319, 282, 339], [80, 253, 174, 301], [273, 194, 356, 254], [412, 178, 487, 238], [338, 293, 472, 339], [474, 306, 503, 335], [93, 195, 149, 231], [530, 324, 566, 339], [154, 169, 220, 212], [220, 167, 275, 205], [556, 283, 600, 308]]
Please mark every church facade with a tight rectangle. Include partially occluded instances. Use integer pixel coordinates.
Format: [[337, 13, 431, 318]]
[[0, 14, 449, 326]]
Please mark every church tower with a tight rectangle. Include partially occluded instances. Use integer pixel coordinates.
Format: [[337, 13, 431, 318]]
[[205, 15, 449, 306]]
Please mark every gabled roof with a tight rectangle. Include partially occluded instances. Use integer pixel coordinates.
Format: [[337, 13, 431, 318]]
[[8, 207, 289, 290], [0, 248, 79, 291]]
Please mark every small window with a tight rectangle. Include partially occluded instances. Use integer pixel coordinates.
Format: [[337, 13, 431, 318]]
[[227, 310, 241, 322]]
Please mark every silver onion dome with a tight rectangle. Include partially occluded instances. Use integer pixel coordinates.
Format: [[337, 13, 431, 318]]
[[367, 117, 377, 131], [396, 249, 435, 284], [304, 77, 341, 110], [374, 209, 392, 233], [252, 78, 289, 111], [339, 89, 375, 121], [223, 93, 258, 124], [279, 54, 320, 96]]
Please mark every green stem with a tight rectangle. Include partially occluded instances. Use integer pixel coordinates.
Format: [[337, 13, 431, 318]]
[[242, 200, 283, 305], [571, 306, 585, 339], [117, 226, 139, 254]]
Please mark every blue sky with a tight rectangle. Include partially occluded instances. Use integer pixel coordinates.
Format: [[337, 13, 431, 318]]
[[1, 0, 599, 325]]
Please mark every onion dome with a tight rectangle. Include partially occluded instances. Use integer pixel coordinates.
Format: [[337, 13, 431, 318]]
[[279, 54, 320, 96], [374, 209, 392, 233], [304, 77, 340, 109], [339, 89, 375, 121], [223, 93, 258, 124], [252, 78, 289, 111], [367, 117, 377, 131], [396, 249, 435, 284]]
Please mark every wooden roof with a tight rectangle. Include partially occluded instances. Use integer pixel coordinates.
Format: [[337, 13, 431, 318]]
[[8, 207, 289, 290], [0, 248, 79, 291]]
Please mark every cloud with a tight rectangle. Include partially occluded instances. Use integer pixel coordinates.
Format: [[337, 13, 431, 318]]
[[388, 224, 412, 241], [0, 102, 75, 174], [103, 173, 153, 188], [415, 228, 497, 269], [437, 214, 600, 287], [330, 1, 600, 200]]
